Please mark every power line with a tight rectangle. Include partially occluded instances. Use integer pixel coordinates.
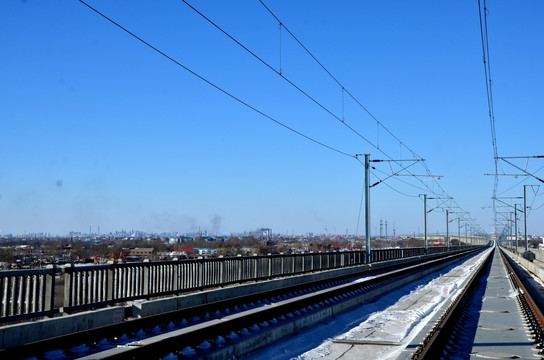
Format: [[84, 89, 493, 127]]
[[256, 0, 473, 219], [478, 0, 500, 233], [182, 0, 455, 205], [381, 180, 421, 198], [258, 0, 418, 159], [371, 167, 428, 194], [185, 0, 430, 177], [80, 0, 481, 231], [77, 0, 354, 159], [180, 0, 378, 156]]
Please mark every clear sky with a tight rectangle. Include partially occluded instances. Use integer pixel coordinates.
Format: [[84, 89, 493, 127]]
[[1, 0, 543, 237]]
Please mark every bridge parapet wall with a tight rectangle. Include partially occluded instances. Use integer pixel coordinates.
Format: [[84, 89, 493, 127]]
[[0, 245, 481, 324]]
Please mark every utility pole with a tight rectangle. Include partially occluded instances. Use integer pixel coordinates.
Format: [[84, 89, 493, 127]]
[[446, 209, 450, 251], [509, 212, 513, 249], [491, 155, 544, 250], [357, 154, 424, 265], [465, 221, 468, 245], [524, 185, 528, 252], [458, 218, 461, 247], [424, 197, 453, 253], [364, 154, 371, 264], [514, 204, 519, 253], [423, 194, 428, 254]]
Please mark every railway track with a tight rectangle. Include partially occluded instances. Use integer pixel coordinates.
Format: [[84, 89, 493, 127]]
[[2, 249, 482, 360], [410, 246, 544, 360]]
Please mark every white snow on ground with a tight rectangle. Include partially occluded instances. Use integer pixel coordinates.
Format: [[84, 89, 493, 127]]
[[247, 248, 492, 360]]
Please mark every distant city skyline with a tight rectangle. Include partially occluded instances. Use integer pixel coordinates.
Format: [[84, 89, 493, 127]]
[[1, 1, 543, 236], [1, 226, 541, 240]]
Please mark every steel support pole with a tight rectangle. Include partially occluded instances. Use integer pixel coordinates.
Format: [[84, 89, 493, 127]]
[[524, 185, 528, 252], [509, 212, 513, 249], [365, 154, 371, 264], [446, 209, 450, 251], [465, 222, 468, 247], [465, 221, 468, 245], [514, 204, 519, 253], [424, 194, 428, 254], [458, 218, 461, 247]]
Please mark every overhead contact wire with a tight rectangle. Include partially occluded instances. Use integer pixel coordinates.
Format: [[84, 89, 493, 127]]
[[257, 0, 469, 218], [78, 0, 354, 159], [183, 0, 448, 203], [180, 0, 378, 153]]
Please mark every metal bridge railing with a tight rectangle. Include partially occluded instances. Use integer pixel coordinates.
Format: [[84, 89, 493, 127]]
[[0, 245, 479, 324]]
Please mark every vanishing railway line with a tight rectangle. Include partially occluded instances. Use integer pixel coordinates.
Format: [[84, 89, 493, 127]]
[[410, 246, 544, 360]]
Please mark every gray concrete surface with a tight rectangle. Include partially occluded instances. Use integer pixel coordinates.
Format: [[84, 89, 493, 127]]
[[0, 306, 125, 349]]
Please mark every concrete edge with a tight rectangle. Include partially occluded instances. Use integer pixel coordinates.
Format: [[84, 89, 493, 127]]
[[501, 246, 544, 284], [0, 306, 125, 349], [131, 255, 431, 318], [0, 250, 470, 350], [201, 253, 467, 360]]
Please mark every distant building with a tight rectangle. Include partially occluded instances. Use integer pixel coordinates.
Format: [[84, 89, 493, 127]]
[[197, 248, 217, 256], [127, 248, 155, 258], [169, 248, 198, 259]]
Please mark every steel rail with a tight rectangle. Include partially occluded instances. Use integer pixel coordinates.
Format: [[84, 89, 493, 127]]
[[412, 247, 544, 359], [500, 249, 544, 350], [411, 247, 494, 359], [2, 249, 482, 360], [74, 250, 482, 360]]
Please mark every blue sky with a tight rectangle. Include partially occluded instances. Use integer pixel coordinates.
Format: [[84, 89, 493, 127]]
[[1, 0, 543, 236]]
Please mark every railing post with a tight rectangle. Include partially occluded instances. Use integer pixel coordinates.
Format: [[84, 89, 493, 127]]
[[143, 264, 150, 299], [174, 262, 180, 293], [44, 265, 56, 316], [238, 255, 243, 282], [253, 256, 258, 279], [63, 264, 74, 314], [198, 260, 203, 288], [106, 263, 114, 305]]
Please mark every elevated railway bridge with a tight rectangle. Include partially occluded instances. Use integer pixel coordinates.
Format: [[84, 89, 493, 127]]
[[2, 241, 543, 359]]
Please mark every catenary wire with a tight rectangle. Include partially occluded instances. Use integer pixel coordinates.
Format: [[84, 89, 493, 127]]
[[180, 0, 380, 159], [371, 168, 429, 193], [183, 0, 428, 181], [77, 0, 354, 159], [80, 0, 478, 229], [80, 0, 441, 241], [497, 163, 544, 196], [478, 0, 500, 232], [258, 0, 420, 161], [256, 0, 474, 220]]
